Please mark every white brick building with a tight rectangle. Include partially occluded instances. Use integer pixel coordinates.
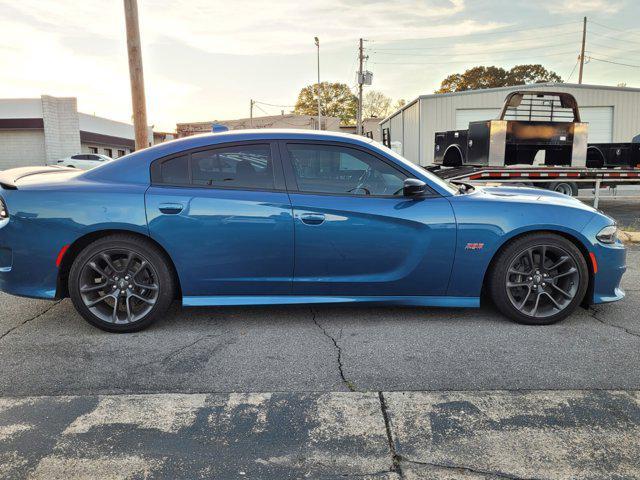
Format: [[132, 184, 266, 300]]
[[0, 95, 154, 170], [176, 114, 342, 138]]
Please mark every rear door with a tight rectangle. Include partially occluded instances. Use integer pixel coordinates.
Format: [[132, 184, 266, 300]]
[[280, 141, 457, 296], [145, 141, 294, 297]]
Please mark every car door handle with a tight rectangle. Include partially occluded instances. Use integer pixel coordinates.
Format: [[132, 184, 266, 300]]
[[299, 213, 325, 225], [158, 203, 184, 215]]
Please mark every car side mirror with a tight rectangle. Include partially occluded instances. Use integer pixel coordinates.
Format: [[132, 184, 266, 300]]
[[403, 178, 427, 197]]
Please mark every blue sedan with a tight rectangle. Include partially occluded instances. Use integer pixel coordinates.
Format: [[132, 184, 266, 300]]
[[0, 130, 626, 332]]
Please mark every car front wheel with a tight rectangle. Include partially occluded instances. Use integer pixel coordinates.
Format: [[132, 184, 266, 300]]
[[488, 233, 589, 325], [69, 234, 174, 332]]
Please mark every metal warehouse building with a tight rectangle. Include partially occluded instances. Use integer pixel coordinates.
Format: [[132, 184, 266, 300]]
[[379, 83, 640, 166]]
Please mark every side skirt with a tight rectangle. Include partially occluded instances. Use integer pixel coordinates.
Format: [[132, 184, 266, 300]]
[[182, 295, 480, 308]]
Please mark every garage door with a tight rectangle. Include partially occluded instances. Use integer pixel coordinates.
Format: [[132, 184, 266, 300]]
[[456, 106, 613, 143], [455, 108, 500, 129], [580, 106, 613, 143]]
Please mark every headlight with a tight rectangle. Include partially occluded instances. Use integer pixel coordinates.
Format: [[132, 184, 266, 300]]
[[0, 197, 8, 220], [596, 225, 618, 244]]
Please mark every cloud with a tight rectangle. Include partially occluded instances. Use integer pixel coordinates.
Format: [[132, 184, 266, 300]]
[[540, 0, 625, 14], [140, 0, 475, 54]]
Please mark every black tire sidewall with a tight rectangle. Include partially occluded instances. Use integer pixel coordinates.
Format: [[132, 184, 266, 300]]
[[69, 235, 174, 333], [549, 182, 578, 197], [489, 234, 589, 325]]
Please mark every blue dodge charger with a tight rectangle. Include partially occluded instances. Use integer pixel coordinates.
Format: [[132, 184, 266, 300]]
[[0, 130, 626, 332]]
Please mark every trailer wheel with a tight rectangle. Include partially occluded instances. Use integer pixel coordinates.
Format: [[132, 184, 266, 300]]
[[547, 181, 578, 197]]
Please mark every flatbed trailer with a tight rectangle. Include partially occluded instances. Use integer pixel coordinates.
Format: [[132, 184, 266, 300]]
[[427, 164, 640, 208]]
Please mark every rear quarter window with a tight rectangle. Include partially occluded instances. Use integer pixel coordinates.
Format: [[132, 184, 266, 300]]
[[157, 155, 190, 185]]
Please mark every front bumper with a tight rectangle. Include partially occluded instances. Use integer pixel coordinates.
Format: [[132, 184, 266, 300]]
[[591, 241, 627, 304]]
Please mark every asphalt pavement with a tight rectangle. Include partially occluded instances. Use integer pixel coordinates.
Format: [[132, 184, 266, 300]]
[[0, 250, 638, 395], [0, 249, 638, 478], [2, 391, 639, 479]]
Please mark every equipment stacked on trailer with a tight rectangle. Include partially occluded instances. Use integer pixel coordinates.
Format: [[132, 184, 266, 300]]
[[430, 91, 640, 199]]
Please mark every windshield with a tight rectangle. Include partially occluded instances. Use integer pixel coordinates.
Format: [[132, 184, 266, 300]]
[[372, 141, 459, 195]]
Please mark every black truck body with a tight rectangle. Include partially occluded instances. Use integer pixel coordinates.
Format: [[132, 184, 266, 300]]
[[434, 91, 640, 169]]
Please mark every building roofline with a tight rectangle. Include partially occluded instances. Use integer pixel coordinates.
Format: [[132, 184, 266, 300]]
[[177, 113, 340, 127], [378, 82, 640, 125]]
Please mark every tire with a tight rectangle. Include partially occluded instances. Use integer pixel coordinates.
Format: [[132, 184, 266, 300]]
[[69, 234, 175, 332], [488, 233, 589, 325], [547, 181, 578, 197]]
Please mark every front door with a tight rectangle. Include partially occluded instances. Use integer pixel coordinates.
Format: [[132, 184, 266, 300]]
[[145, 141, 294, 297], [280, 141, 456, 296]]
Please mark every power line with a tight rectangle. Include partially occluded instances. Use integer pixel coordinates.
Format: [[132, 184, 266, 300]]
[[586, 49, 640, 60], [371, 30, 581, 52], [588, 19, 640, 38], [587, 56, 640, 68], [253, 100, 295, 108], [371, 50, 577, 66], [566, 57, 580, 81], [587, 39, 640, 50], [253, 104, 270, 116], [372, 41, 573, 57], [370, 23, 580, 51], [589, 29, 640, 47]]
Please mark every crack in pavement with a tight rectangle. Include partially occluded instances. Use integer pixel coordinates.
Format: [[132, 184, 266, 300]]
[[588, 306, 640, 339], [399, 458, 544, 480], [310, 307, 356, 392], [378, 392, 404, 479], [0, 299, 63, 341]]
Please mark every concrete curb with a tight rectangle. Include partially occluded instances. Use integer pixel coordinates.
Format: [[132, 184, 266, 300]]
[[620, 230, 640, 244]]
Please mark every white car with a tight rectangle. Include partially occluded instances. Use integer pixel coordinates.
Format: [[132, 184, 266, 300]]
[[55, 153, 114, 170]]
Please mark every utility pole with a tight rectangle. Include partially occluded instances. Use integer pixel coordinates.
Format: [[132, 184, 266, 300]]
[[578, 16, 587, 84], [123, 0, 148, 150], [250, 99, 254, 128], [315, 37, 321, 130], [356, 38, 365, 135]]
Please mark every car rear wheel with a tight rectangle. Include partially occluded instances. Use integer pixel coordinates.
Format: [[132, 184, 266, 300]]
[[488, 233, 589, 325], [69, 234, 174, 332]]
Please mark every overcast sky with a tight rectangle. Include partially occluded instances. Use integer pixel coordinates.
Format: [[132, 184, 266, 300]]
[[1, 0, 638, 131]]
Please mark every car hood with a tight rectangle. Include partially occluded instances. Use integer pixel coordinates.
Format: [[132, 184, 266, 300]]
[[473, 185, 595, 210], [468, 184, 618, 222], [0, 166, 82, 190]]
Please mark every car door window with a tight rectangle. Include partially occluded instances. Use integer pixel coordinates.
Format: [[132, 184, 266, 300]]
[[191, 144, 274, 190], [286, 144, 407, 196]]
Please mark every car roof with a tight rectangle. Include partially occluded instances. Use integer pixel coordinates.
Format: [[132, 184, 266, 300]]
[[81, 129, 409, 187], [160, 129, 374, 150]]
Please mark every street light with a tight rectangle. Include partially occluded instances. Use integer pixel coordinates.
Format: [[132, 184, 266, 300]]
[[314, 36, 321, 130]]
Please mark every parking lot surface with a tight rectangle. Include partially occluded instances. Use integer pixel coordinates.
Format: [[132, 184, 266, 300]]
[[0, 250, 638, 479], [2, 390, 639, 479], [0, 249, 638, 395]]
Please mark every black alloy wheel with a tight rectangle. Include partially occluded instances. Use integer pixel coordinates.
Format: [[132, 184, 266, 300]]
[[489, 233, 589, 325], [69, 235, 174, 332]]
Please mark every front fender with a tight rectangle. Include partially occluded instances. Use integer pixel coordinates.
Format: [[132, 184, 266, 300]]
[[446, 195, 596, 297]]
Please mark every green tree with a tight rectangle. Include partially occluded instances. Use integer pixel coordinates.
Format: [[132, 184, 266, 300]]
[[507, 64, 562, 85], [363, 90, 392, 118], [294, 82, 357, 124], [436, 64, 563, 94], [393, 98, 407, 110]]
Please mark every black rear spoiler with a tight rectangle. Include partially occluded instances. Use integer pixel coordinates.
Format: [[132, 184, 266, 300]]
[[0, 166, 76, 190]]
